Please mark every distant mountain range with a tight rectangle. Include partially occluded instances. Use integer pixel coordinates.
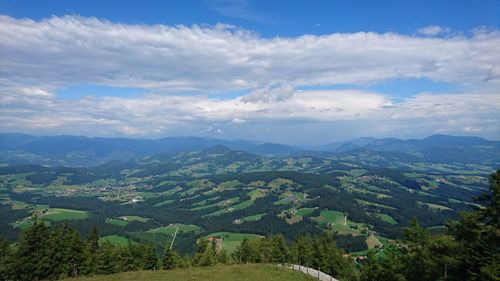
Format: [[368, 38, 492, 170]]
[[0, 133, 498, 167]]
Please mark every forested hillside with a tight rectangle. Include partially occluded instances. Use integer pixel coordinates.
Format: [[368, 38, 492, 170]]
[[1, 143, 492, 253], [1, 170, 498, 281]]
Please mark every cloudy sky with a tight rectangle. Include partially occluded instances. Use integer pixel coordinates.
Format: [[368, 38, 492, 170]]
[[1, 0, 499, 145]]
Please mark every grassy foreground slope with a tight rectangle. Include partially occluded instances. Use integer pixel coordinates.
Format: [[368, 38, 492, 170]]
[[63, 264, 314, 281]]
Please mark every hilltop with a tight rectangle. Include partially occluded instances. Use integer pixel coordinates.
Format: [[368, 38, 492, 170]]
[[63, 264, 314, 281], [0, 133, 498, 167]]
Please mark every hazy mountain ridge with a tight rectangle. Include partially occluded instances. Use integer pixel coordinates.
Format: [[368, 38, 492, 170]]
[[0, 133, 498, 167]]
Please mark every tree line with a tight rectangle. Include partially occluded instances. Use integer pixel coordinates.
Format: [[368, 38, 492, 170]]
[[360, 170, 499, 281], [0, 220, 356, 280]]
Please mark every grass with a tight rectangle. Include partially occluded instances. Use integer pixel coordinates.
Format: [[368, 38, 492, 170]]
[[331, 224, 361, 236], [356, 199, 396, 210], [242, 213, 265, 222], [295, 207, 316, 217], [61, 264, 315, 281], [267, 178, 294, 190], [282, 207, 317, 225], [100, 235, 136, 246], [205, 232, 263, 254], [312, 210, 345, 225], [146, 224, 203, 248], [105, 218, 129, 227], [161, 186, 183, 197], [204, 197, 240, 215], [424, 203, 452, 211], [11, 200, 30, 210], [154, 199, 175, 207], [373, 213, 398, 225], [148, 224, 201, 235], [12, 219, 33, 230], [120, 215, 150, 222], [208, 190, 264, 216], [366, 235, 383, 249], [248, 189, 265, 200], [41, 208, 89, 221]]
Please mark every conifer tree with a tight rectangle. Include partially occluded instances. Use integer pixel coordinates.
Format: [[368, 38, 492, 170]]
[[162, 247, 180, 269], [11, 221, 51, 280], [142, 243, 159, 270], [0, 237, 11, 280]]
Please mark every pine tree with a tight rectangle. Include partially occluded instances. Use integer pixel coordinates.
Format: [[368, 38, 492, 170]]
[[217, 248, 228, 264], [142, 243, 159, 270], [235, 238, 252, 263], [402, 219, 433, 281], [447, 169, 500, 280], [97, 241, 118, 274], [162, 247, 180, 269], [0, 237, 11, 280], [88, 225, 99, 252], [11, 221, 51, 280], [82, 225, 100, 275]]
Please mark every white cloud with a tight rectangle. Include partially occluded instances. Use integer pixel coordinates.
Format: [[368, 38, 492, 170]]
[[0, 15, 499, 141], [417, 25, 451, 36], [1, 15, 499, 93], [1, 85, 498, 140]]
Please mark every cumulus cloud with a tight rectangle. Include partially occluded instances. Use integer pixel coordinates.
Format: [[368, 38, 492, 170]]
[[417, 25, 451, 36], [1, 15, 500, 93], [0, 15, 499, 141], [1, 85, 498, 140]]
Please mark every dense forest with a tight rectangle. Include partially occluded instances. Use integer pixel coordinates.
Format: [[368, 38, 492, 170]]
[[0, 170, 498, 281]]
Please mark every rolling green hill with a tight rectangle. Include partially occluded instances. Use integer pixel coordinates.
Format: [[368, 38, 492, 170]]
[[0, 141, 493, 254]]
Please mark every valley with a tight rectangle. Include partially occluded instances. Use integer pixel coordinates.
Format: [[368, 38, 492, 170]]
[[1, 134, 496, 256]]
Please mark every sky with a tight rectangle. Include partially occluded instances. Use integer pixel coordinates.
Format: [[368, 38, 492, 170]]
[[0, 0, 499, 145]]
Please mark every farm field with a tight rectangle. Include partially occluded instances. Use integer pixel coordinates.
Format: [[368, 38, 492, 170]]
[[41, 208, 89, 221], [100, 235, 136, 246], [0, 138, 493, 256], [242, 213, 265, 222], [105, 218, 129, 227], [373, 213, 398, 225], [312, 210, 345, 225], [149, 224, 201, 235]]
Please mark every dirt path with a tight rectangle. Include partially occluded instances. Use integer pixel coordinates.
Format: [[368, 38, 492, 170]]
[[169, 227, 179, 250], [289, 264, 339, 281]]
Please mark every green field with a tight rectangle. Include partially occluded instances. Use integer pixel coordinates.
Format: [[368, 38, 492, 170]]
[[312, 210, 345, 225], [11, 219, 33, 230], [373, 213, 398, 225], [295, 207, 316, 217], [205, 232, 263, 254], [41, 208, 89, 221], [242, 213, 265, 222], [154, 199, 175, 207], [148, 224, 201, 235], [268, 178, 294, 190], [120, 215, 150, 222], [61, 264, 314, 281], [331, 224, 361, 236], [100, 235, 136, 246], [366, 235, 383, 249], [105, 218, 129, 227], [207, 190, 264, 216], [356, 199, 397, 210], [424, 203, 452, 211], [11, 200, 30, 210]]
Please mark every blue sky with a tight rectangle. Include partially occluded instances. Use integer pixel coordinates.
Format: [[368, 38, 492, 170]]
[[2, 0, 499, 36], [0, 0, 499, 144]]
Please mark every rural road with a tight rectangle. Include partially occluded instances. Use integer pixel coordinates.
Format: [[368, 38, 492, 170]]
[[289, 264, 339, 281], [169, 227, 179, 250]]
